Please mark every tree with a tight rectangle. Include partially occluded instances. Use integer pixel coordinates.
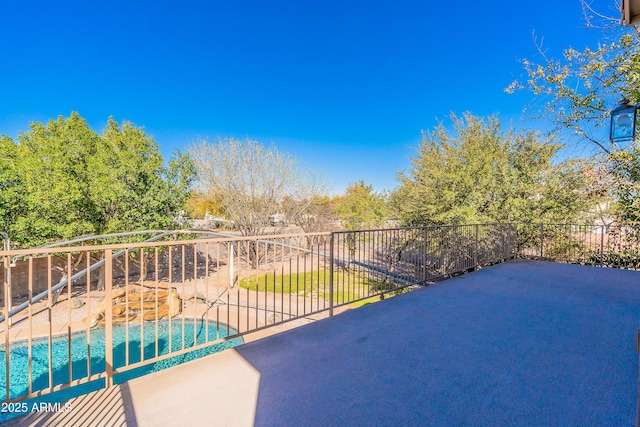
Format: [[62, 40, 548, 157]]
[[285, 194, 338, 233], [334, 181, 388, 231], [93, 118, 195, 234], [6, 113, 102, 245], [332, 181, 388, 263], [185, 189, 225, 219], [610, 147, 640, 222], [189, 137, 327, 236], [0, 113, 195, 248], [506, 27, 640, 153], [507, 3, 640, 222], [0, 136, 26, 239], [391, 113, 594, 226]]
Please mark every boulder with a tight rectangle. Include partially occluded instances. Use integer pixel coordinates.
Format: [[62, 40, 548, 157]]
[[89, 282, 182, 328], [70, 296, 85, 309], [188, 291, 208, 304]]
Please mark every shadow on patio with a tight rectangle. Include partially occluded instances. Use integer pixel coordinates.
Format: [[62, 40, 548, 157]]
[[7, 259, 640, 426]]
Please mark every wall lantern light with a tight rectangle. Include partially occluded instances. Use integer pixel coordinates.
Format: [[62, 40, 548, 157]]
[[610, 98, 637, 144]]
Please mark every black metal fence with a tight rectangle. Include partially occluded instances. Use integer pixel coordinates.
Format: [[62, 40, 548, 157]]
[[517, 223, 640, 270], [3, 222, 639, 405]]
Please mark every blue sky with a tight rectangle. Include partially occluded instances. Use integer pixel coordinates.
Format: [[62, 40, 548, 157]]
[[0, 1, 619, 194]]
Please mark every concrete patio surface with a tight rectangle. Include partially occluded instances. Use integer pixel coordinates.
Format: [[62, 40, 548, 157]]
[[5, 260, 640, 426]]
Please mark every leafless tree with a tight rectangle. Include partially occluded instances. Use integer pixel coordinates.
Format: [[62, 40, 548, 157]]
[[189, 137, 328, 237]]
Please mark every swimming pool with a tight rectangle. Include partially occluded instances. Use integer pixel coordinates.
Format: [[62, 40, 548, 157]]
[[0, 319, 244, 403]]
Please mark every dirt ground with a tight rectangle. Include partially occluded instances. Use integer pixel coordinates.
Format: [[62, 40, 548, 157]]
[[0, 267, 360, 345]]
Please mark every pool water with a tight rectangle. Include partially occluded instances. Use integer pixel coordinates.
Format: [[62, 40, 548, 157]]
[[0, 319, 243, 403]]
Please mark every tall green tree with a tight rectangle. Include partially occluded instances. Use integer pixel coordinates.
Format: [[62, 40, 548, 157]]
[[392, 113, 593, 225], [9, 114, 101, 244], [91, 118, 195, 233], [0, 113, 195, 247], [334, 181, 387, 231], [508, 4, 640, 222], [0, 136, 26, 238]]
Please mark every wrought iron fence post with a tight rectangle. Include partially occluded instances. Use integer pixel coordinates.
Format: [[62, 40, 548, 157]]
[[539, 223, 544, 259], [515, 223, 521, 258], [1, 232, 11, 328], [5, 264, 10, 330], [507, 224, 512, 259], [600, 225, 605, 267], [424, 227, 429, 282], [474, 224, 479, 269], [329, 233, 335, 317], [104, 249, 114, 388], [3, 253, 10, 401], [501, 225, 506, 261]]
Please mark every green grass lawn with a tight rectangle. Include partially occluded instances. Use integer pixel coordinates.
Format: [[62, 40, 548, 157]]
[[348, 295, 381, 308], [237, 268, 400, 305], [238, 269, 330, 294]]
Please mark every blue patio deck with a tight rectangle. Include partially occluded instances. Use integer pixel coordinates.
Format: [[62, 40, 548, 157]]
[[8, 260, 640, 426]]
